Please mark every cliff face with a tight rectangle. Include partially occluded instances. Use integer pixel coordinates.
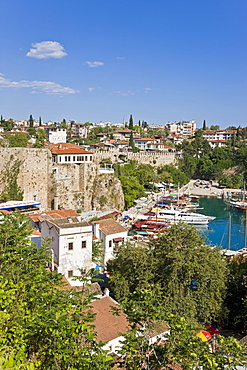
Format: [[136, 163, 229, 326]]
[[91, 174, 125, 211], [0, 148, 125, 212]]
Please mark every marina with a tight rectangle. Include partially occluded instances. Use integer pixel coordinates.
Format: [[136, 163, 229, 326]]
[[122, 190, 247, 253], [196, 197, 247, 252]]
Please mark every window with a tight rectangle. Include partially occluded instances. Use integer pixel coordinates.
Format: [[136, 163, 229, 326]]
[[73, 156, 75, 161], [65, 156, 67, 162], [90, 156, 92, 161], [68, 156, 71, 162], [59, 156, 61, 162], [109, 240, 112, 248], [68, 242, 73, 250], [81, 241, 87, 249], [68, 270, 73, 278], [85, 156, 88, 161]]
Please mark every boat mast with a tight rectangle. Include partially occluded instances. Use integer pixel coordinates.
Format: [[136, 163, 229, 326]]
[[228, 214, 232, 250], [245, 208, 247, 248]]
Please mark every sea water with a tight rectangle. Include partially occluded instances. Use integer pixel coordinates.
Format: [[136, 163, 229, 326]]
[[195, 197, 247, 251]]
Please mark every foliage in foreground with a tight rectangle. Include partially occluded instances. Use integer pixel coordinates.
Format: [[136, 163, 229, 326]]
[[118, 316, 245, 370], [0, 215, 245, 369], [0, 213, 112, 369], [108, 224, 227, 324]]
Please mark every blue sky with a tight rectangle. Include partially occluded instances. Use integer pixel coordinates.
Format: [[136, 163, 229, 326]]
[[0, 0, 246, 128]]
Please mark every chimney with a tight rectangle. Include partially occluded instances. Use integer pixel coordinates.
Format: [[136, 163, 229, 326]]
[[53, 196, 58, 210]]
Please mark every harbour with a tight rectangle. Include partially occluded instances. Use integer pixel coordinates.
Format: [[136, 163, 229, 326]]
[[196, 197, 247, 251]]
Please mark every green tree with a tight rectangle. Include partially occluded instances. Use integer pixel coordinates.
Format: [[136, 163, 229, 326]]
[[6, 132, 28, 147], [0, 159, 24, 201], [34, 128, 47, 147], [129, 114, 134, 130], [39, 116, 42, 126], [202, 120, 207, 130], [28, 114, 34, 128], [129, 130, 135, 150], [0, 213, 112, 369], [27, 127, 36, 137], [210, 125, 220, 131], [118, 315, 245, 370], [119, 176, 145, 208], [109, 224, 227, 323], [224, 256, 247, 331], [157, 165, 189, 186]]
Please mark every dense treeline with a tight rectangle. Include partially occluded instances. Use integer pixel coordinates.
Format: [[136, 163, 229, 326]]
[[177, 130, 247, 187], [114, 161, 189, 207]]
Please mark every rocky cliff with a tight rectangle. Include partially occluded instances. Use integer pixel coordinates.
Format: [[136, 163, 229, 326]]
[[91, 174, 125, 211]]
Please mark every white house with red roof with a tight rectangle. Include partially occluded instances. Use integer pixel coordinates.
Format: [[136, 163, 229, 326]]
[[208, 140, 228, 148], [112, 129, 139, 140], [134, 138, 174, 152], [92, 218, 128, 267], [39, 216, 93, 286], [202, 129, 236, 142], [90, 293, 170, 355], [49, 143, 93, 164]]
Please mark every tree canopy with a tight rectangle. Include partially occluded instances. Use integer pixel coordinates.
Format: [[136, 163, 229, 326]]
[[108, 224, 227, 323]]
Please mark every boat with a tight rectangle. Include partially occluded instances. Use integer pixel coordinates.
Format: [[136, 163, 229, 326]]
[[225, 198, 247, 211], [154, 207, 215, 225]]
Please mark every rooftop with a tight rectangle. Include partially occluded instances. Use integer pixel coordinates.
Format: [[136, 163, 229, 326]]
[[44, 217, 90, 229], [91, 296, 129, 342], [93, 218, 127, 235]]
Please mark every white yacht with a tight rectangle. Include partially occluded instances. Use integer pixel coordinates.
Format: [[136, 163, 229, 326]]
[[155, 208, 215, 225]]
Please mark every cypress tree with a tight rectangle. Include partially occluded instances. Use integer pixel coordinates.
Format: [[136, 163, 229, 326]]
[[29, 114, 34, 128], [129, 131, 135, 150], [202, 120, 207, 130], [129, 114, 134, 130]]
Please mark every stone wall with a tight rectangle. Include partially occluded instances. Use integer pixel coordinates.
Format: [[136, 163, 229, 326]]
[[0, 148, 51, 212], [0, 147, 174, 213], [52, 162, 99, 211], [93, 149, 175, 166]]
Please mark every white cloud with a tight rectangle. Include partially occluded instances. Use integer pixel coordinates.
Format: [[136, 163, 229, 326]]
[[112, 90, 135, 96], [86, 61, 104, 68], [116, 57, 126, 60], [112, 88, 151, 96], [26, 41, 67, 59], [88, 87, 95, 92], [0, 74, 78, 95]]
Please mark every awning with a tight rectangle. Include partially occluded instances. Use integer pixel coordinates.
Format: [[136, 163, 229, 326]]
[[113, 237, 124, 242]]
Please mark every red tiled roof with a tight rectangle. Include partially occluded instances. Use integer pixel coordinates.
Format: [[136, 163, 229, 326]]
[[0, 210, 12, 214], [114, 141, 129, 145], [93, 218, 127, 235], [29, 209, 80, 222], [91, 296, 129, 342], [134, 138, 155, 141], [208, 140, 227, 143], [52, 148, 93, 154]]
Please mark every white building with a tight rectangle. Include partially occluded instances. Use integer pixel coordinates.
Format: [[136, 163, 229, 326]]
[[40, 216, 93, 286], [202, 130, 236, 142], [165, 120, 196, 137], [71, 124, 88, 138], [49, 143, 93, 164], [208, 140, 228, 148], [92, 218, 128, 266], [45, 126, 67, 144]]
